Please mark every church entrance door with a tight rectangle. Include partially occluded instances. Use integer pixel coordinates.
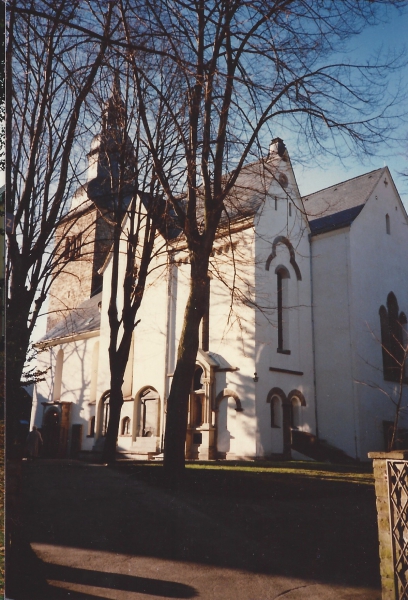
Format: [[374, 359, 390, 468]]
[[43, 407, 60, 458]]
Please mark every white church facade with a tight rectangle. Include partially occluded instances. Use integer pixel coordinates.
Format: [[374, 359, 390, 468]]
[[30, 129, 408, 463]]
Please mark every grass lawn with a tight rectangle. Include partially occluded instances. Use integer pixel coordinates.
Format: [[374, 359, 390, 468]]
[[116, 458, 374, 498], [110, 459, 379, 587]]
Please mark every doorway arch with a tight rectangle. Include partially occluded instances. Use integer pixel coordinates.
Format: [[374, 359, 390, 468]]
[[133, 386, 160, 441], [215, 389, 242, 459]]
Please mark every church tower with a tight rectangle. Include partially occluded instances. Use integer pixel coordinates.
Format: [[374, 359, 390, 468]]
[[47, 79, 135, 331]]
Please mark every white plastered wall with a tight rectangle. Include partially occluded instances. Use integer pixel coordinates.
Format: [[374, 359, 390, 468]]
[[32, 334, 99, 452], [348, 172, 408, 458], [311, 228, 357, 457], [253, 157, 316, 457]]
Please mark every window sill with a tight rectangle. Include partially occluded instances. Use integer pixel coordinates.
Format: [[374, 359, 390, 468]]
[[277, 348, 291, 355]]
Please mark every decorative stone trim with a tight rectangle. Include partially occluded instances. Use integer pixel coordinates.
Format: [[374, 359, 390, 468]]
[[269, 366, 304, 376], [287, 390, 306, 406], [266, 387, 287, 405], [214, 389, 243, 412], [265, 235, 302, 281]]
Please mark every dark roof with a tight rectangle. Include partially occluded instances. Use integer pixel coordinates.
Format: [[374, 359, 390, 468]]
[[308, 204, 365, 236], [40, 292, 102, 343], [303, 167, 386, 235]]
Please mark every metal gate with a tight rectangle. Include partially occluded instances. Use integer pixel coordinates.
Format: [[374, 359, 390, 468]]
[[387, 459, 408, 600]]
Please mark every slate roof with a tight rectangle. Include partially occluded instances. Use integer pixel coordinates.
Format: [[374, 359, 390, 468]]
[[193, 156, 282, 230], [223, 159, 280, 218], [39, 292, 102, 343], [303, 167, 386, 236]]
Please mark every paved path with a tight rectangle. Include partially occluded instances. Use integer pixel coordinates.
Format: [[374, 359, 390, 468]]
[[9, 460, 381, 600]]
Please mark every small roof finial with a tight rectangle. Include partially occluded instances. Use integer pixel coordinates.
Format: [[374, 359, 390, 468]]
[[269, 137, 286, 158]]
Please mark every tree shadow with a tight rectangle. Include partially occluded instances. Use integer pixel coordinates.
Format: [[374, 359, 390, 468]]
[[17, 460, 380, 595], [45, 563, 197, 598]]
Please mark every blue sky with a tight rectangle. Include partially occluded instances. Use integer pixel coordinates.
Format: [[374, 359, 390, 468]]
[[5, 6, 407, 204], [22, 4, 408, 345], [292, 5, 408, 208]]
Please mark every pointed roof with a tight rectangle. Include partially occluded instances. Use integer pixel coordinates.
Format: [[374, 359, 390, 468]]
[[67, 75, 136, 214], [303, 167, 386, 236], [102, 72, 126, 134], [193, 149, 287, 229]]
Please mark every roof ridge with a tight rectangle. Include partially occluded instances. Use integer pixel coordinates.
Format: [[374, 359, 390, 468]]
[[302, 167, 385, 199]]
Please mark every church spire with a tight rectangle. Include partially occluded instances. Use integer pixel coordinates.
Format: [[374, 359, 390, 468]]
[[102, 72, 126, 134], [87, 73, 134, 186]]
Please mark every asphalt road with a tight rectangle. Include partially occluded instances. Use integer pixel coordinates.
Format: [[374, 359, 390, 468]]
[[7, 459, 381, 600]]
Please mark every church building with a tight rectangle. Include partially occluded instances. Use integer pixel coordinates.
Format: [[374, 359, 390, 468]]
[[30, 100, 408, 462]]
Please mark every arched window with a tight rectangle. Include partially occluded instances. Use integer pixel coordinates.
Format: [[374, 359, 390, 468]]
[[379, 293, 407, 382], [193, 366, 204, 391], [288, 390, 306, 430], [137, 388, 160, 438], [276, 266, 290, 353], [53, 349, 64, 401], [267, 388, 286, 429], [386, 214, 390, 235], [88, 416, 95, 437], [121, 416, 131, 436], [102, 396, 110, 436], [290, 398, 302, 429], [271, 396, 282, 428], [190, 367, 204, 428]]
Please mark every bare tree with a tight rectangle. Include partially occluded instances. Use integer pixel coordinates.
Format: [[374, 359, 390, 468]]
[[94, 60, 183, 463], [361, 297, 408, 451], [0, 0, 5, 171], [117, 0, 407, 480], [6, 0, 114, 445]]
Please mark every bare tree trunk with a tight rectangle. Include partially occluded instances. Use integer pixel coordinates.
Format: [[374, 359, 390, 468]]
[[163, 256, 208, 481], [102, 375, 124, 463]]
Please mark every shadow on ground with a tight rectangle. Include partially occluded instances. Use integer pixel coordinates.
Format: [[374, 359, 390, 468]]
[[8, 459, 380, 599]]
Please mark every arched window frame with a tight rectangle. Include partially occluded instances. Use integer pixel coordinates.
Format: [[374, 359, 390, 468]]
[[134, 386, 161, 439], [287, 390, 306, 430], [267, 387, 286, 428], [215, 388, 243, 412], [386, 213, 391, 235]]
